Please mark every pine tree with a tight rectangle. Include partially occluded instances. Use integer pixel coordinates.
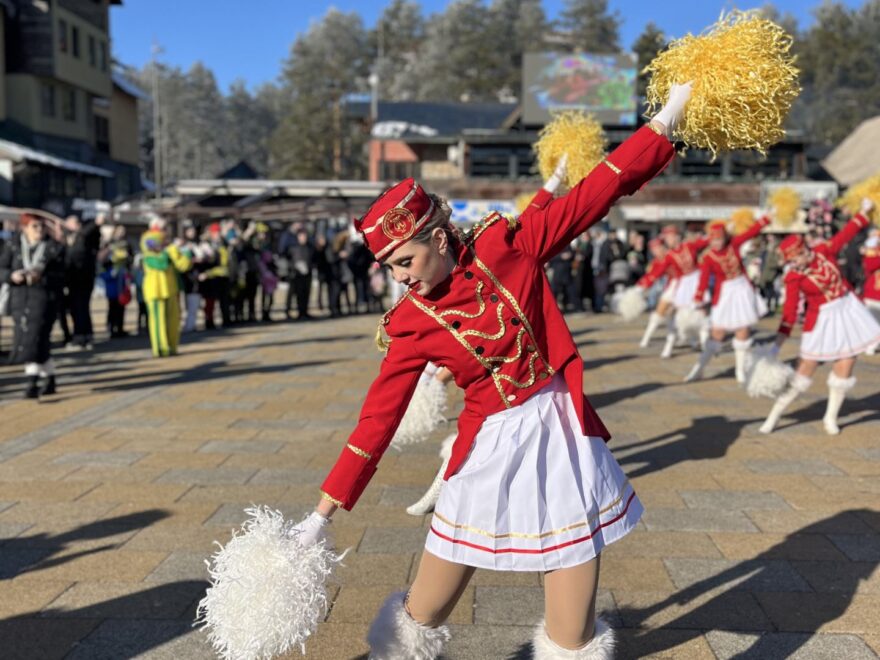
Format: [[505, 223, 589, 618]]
[[631, 21, 666, 100], [558, 0, 621, 54]]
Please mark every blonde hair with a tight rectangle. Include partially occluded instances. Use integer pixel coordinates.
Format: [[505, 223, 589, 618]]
[[411, 194, 462, 246]]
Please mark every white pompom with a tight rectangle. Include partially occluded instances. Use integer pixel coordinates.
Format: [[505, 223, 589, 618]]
[[675, 306, 706, 344], [196, 506, 345, 659], [615, 286, 647, 322], [391, 375, 448, 448], [745, 346, 794, 398]]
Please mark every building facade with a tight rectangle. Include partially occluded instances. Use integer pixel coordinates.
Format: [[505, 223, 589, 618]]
[[0, 0, 143, 212]]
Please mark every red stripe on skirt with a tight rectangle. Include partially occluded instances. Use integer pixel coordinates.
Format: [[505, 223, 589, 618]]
[[429, 491, 637, 555]]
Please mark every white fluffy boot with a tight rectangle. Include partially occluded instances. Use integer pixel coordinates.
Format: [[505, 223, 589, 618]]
[[640, 312, 664, 348], [684, 339, 721, 382], [532, 618, 615, 660], [759, 373, 812, 434], [732, 337, 754, 384], [367, 592, 450, 660], [660, 315, 677, 358], [823, 373, 856, 435]]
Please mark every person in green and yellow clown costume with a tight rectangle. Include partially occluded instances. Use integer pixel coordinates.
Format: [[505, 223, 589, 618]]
[[140, 229, 191, 357]]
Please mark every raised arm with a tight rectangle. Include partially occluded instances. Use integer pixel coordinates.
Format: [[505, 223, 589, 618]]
[[826, 212, 870, 258], [731, 216, 770, 251], [320, 335, 428, 511], [514, 125, 674, 263]]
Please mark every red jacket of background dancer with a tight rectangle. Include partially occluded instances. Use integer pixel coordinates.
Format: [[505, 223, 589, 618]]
[[778, 213, 871, 336], [637, 238, 709, 288], [319, 125, 675, 510], [694, 217, 770, 305], [862, 242, 880, 302]]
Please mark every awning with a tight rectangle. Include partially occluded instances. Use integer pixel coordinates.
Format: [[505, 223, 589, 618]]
[[0, 139, 113, 178], [821, 116, 880, 186]]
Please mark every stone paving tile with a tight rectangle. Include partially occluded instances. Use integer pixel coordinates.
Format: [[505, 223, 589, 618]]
[[708, 532, 849, 561], [145, 551, 210, 583], [791, 560, 880, 595], [705, 630, 879, 659], [755, 592, 880, 633], [642, 508, 758, 533], [664, 558, 812, 593], [679, 490, 790, 511], [617, 628, 716, 659], [443, 624, 535, 659], [51, 451, 147, 467], [0, 576, 73, 617], [613, 589, 774, 632], [358, 526, 429, 554], [744, 458, 844, 476], [153, 467, 257, 485], [827, 534, 880, 561], [198, 439, 284, 454], [41, 580, 207, 619], [0, 618, 102, 660], [192, 400, 263, 411], [473, 586, 546, 626], [65, 619, 206, 660], [743, 509, 876, 535], [0, 481, 98, 502], [247, 467, 326, 485]]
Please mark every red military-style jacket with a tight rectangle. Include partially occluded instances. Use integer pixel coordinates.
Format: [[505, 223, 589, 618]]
[[862, 242, 880, 302], [778, 213, 870, 336], [320, 125, 675, 511], [637, 238, 708, 288], [694, 217, 770, 305]]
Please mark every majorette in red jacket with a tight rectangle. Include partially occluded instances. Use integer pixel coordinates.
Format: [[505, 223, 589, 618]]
[[320, 125, 675, 510], [862, 241, 880, 302], [778, 213, 870, 336], [694, 217, 770, 305], [637, 238, 709, 288]]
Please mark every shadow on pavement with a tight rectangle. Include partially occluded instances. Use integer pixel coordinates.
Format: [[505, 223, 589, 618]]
[[615, 509, 878, 659], [0, 510, 170, 580]]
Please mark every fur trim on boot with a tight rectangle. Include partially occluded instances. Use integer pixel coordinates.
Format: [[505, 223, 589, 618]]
[[367, 592, 450, 660], [532, 617, 615, 659]]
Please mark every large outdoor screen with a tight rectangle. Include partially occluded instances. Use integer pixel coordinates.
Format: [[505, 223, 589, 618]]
[[522, 53, 638, 126]]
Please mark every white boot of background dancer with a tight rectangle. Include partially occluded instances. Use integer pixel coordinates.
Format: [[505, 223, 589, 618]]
[[640, 311, 665, 348], [660, 314, 677, 358], [732, 337, 753, 384], [759, 373, 812, 434], [823, 373, 856, 435], [684, 339, 721, 382]]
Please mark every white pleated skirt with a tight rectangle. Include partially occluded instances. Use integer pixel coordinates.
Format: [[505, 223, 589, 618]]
[[425, 374, 642, 572], [659, 278, 678, 304], [800, 293, 880, 362], [672, 270, 703, 309], [710, 275, 767, 331]]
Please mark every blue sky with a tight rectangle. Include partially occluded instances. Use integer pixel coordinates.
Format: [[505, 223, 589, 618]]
[[111, 1, 856, 92]]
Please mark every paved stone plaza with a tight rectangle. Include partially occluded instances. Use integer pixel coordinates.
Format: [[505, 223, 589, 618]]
[[0, 312, 878, 659]]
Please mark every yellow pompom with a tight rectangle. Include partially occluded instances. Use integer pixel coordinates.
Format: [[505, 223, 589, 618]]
[[768, 187, 801, 226], [730, 207, 756, 235], [644, 10, 800, 159], [515, 192, 537, 215], [534, 111, 607, 189], [837, 173, 880, 225]]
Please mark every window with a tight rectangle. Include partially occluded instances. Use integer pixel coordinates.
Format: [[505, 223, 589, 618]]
[[58, 19, 68, 53], [88, 35, 96, 66], [95, 116, 110, 154], [99, 41, 108, 72], [41, 83, 56, 117], [72, 26, 80, 58], [62, 88, 77, 121]]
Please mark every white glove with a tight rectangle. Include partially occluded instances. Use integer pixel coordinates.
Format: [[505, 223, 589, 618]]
[[652, 82, 693, 138], [283, 511, 331, 547], [861, 197, 875, 215], [543, 153, 568, 193]]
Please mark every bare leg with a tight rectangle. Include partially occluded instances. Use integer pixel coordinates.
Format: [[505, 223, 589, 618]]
[[543, 557, 601, 649], [406, 550, 475, 627]]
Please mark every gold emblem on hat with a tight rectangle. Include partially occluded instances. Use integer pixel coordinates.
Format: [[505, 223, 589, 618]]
[[382, 207, 417, 241]]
